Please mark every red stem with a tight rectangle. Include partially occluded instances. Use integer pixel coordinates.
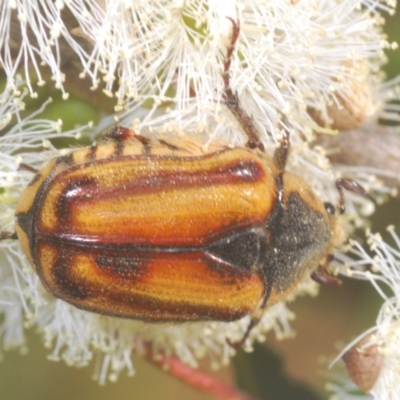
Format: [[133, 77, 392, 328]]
[[142, 342, 259, 400]]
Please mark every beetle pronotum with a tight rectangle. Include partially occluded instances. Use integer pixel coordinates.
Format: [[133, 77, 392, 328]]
[[1, 19, 365, 347]]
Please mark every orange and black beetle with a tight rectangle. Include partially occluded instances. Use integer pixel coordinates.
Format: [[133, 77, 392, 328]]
[[13, 125, 363, 335], [4, 19, 366, 345]]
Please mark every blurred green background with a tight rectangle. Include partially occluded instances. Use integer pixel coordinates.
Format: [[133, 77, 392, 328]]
[[0, 5, 399, 400]]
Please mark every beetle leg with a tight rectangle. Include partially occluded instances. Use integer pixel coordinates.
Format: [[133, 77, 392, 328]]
[[272, 126, 290, 174], [227, 272, 273, 349], [265, 127, 290, 228], [311, 254, 342, 286], [223, 18, 264, 152], [227, 317, 259, 349], [19, 163, 38, 174], [0, 231, 17, 240], [335, 179, 367, 214], [312, 268, 342, 286]]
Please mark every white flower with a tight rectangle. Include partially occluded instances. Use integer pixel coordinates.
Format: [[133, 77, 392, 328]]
[[0, 0, 399, 389], [328, 227, 400, 399], [1, 0, 396, 140]]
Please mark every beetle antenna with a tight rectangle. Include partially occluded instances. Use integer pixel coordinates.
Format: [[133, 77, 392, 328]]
[[335, 179, 367, 214], [223, 18, 264, 152]]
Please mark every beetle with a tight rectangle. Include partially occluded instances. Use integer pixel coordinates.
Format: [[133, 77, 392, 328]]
[[2, 19, 366, 346]]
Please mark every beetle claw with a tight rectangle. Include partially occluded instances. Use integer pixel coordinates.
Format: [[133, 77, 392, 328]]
[[335, 178, 367, 214], [311, 268, 342, 286], [311, 254, 342, 286], [0, 231, 17, 240]]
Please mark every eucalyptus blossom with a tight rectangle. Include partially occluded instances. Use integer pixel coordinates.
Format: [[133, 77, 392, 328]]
[[0, 0, 399, 396]]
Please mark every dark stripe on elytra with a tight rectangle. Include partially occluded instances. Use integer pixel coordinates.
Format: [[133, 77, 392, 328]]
[[95, 254, 147, 279], [38, 234, 263, 287], [51, 255, 89, 300], [103, 127, 147, 143], [53, 157, 267, 205], [114, 140, 124, 157], [158, 139, 182, 151], [64, 289, 250, 322], [100, 126, 122, 142], [57, 152, 75, 167], [39, 237, 259, 321], [18, 159, 70, 270], [142, 142, 151, 156], [55, 176, 99, 224], [103, 293, 250, 323], [265, 171, 284, 236], [87, 145, 98, 162], [35, 226, 263, 254], [51, 253, 251, 321], [122, 133, 153, 156], [15, 212, 34, 239], [26, 172, 42, 187]]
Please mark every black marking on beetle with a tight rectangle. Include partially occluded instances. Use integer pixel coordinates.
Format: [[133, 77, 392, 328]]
[[96, 255, 114, 268], [141, 141, 152, 156], [223, 158, 266, 183], [100, 290, 248, 323], [15, 212, 34, 238], [46, 243, 255, 322], [133, 134, 151, 146], [260, 192, 331, 298], [158, 139, 182, 151], [48, 156, 267, 206], [95, 255, 143, 277], [100, 127, 133, 157], [57, 152, 75, 168], [113, 132, 153, 155], [26, 172, 42, 187], [55, 176, 99, 224], [108, 132, 153, 156], [265, 173, 283, 232], [87, 145, 98, 162], [51, 254, 89, 300], [207, 230, 262, 272], [100, 126, 123, 143], [114, 139, 125, 158], [17, 157, 68, 267]]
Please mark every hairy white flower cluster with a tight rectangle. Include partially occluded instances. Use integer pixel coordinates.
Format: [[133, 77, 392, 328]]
[[0, 0, 398, 390], [327, 227, 400, 399], [1, 0, 397, 142]]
